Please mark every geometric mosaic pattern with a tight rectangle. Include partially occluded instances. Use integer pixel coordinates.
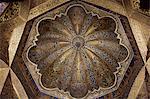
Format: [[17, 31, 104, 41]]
[[0, 60, 28, 98]]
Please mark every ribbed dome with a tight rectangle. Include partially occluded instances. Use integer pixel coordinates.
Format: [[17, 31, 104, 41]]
[[28, 5, 128, 98]]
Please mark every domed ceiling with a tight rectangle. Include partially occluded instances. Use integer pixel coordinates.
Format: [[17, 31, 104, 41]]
[[0, 0, 146, 99], [4, 0, 144, 99], [22, 1, 134, 98]]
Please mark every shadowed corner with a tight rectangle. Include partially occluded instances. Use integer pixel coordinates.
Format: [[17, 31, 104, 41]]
[[139, 0, 150, 11]]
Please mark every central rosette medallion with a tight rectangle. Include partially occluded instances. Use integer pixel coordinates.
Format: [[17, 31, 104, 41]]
[[72, 36, 85, 49], [27, 5, 129, 98]]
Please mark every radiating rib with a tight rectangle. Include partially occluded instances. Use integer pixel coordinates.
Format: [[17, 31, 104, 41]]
[[84, 49, 115, 88], [38, 19, 72, 37], [80, 14, 93, 35], [55, 15, 76, 37], [82, 17, 115, 36], [70, 51, 86, 82], [40, 48, 74, 89], [37, 37, 69, 46], [69, 51, 88, 98], [56, 49, 77, 91], [85, 31, 118, 42], [67, 6, 86, 34], [81, 49, 98, 91], [37, 46, 72, 70], [83, 16, 99, 36], [83, 17, 116, 37], [84, 45, 119, 72], [37, 42, 68, 56], [37, 31, 70, 42], [86, 40, 128, 61], [53, 48, 74, 72], [28, 41, 69, 63]]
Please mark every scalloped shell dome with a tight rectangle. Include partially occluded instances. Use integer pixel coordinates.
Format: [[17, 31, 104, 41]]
[[27, 5, 129, 98]]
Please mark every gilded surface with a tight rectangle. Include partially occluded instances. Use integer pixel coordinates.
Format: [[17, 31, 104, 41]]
[[23, 2, 133, 98], [0, 0, 148, 99]]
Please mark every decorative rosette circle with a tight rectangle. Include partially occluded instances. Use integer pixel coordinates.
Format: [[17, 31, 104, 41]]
[[28, 5, 129, 98]]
